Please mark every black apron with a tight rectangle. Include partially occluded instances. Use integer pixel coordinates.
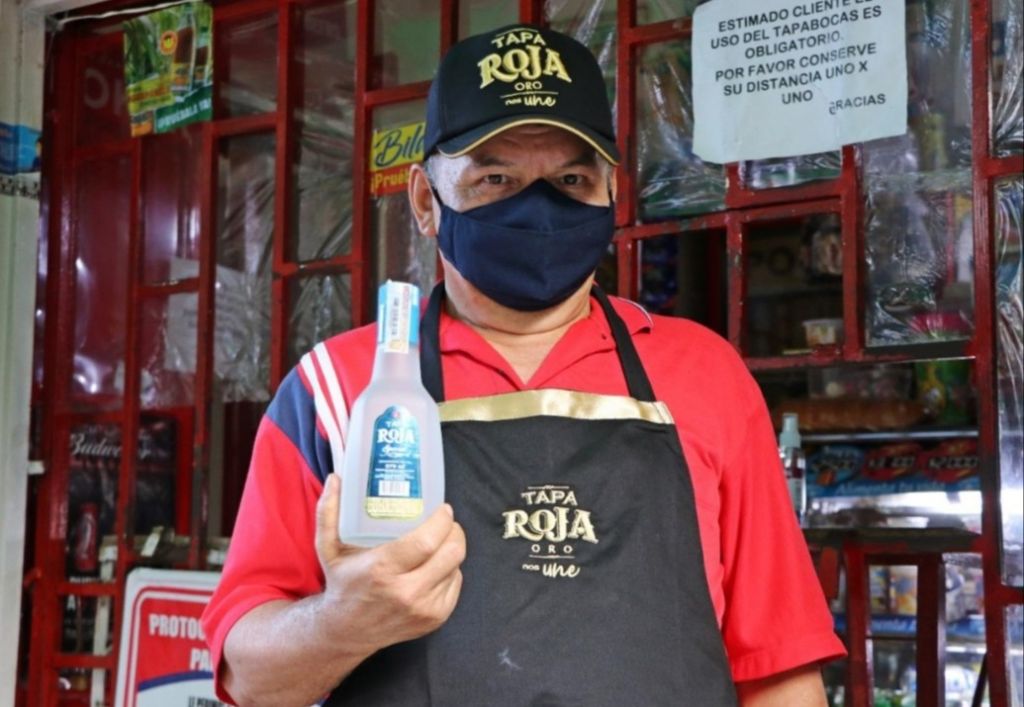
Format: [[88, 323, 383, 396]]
[[325, 285, 738, 706]]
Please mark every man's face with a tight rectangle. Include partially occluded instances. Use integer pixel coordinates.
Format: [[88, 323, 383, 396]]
[[426, 124, 614, 220]]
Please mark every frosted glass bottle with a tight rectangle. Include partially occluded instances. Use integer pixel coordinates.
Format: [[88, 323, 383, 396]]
[[339, 280, 445, 546]]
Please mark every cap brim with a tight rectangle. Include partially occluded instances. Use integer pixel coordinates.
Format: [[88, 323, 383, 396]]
[[436, 115, 620, 166]]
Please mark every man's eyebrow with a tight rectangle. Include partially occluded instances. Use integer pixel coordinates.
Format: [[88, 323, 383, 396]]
[[559, 150, 601, 169], [469, 154, 514, 168]]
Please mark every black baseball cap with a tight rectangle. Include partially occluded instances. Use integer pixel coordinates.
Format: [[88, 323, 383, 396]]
[[424, 24, 620, 165]]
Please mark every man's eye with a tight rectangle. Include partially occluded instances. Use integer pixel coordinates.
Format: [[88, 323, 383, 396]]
[[484, 174, 507, 185], [560, 174, 582, 186]]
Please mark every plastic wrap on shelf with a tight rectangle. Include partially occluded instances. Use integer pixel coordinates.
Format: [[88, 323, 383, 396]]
[[636, 0, 703, 23], [292, 0, 356, 262], [996, 177, 1024, 586], [372, 0, 438, 88], [863, 171, 975, 345], [292, 130, 353, 262], [460, 0, 517, 39], [287, 274, 352, 370], [214, 134, 275, 403], [636, 42, 725, 221], [740, 152, 842, 191], [142, 126, 202, 284], [992, 0, 1023, 156], [862, 0, 975, 346], [545, 0, 617, 110], [218, 13, 278, 117]]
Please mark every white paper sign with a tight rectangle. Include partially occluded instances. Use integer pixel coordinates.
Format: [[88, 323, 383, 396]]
[[693, 0, 907, 163]]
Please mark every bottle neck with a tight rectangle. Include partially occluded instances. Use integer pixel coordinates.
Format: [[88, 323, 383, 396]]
[[371, 345, 423, 383]]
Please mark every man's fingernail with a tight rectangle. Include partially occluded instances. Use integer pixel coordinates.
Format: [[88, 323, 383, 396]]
[[444, 503, 453, 517]]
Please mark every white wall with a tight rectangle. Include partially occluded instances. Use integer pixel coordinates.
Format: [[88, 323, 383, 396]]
[[0, 0, 45, 703]]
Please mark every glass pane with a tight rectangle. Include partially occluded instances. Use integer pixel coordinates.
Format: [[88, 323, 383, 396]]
[[996, 177, 1024, 586], [371, 101, 436, 300], [740, 152, 842, 191], [863, 0, 974, 347], [744, 214, 843, 358], [67, 423, 120, 580], [545, 0, 617, 112], [373, 0, 439, 88], [636, 41, 725, 222], [287, 273, 353, 370], [459, 0, 518, 39], [872, 638, 917, 705], [291, 0, 357, 262], [945, 554, 987, 705], [636, 0, 702, 24], [638, 230, 727, 337], [72, 156, 132, 408], [140, 295, 196, 409], [217, 13, 278, 117], [216, 133, 275, 403], [141, 124, 202, 284], [992, 0, 1023, 156], [76, 41, 129, 146], [1008, 605, 1024, 707]]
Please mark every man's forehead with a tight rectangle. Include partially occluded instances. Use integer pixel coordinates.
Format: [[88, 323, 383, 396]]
[[462, 125, 605, 167]]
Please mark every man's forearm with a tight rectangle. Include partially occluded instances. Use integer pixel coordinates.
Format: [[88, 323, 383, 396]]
[[221, 595, 374, 707], [736, 663, 829, 707]]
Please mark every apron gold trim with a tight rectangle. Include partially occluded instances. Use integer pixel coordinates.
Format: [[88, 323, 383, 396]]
[[438, 389, 674, 425]]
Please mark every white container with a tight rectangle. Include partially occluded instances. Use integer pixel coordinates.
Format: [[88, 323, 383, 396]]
[[339, 281, 445, 546]]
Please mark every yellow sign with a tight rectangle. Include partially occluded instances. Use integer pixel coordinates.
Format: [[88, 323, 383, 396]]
[[370, 122, 424, 198]]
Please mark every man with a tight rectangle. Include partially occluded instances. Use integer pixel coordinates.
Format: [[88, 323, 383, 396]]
[[202, 24, 845, 706]]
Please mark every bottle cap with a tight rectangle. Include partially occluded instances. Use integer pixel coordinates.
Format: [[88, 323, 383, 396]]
[[779, 413, 801, 449]]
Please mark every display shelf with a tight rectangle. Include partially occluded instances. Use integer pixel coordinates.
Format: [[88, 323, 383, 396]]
[[744, 342, 973, 372], [804, 527, 981, 554], [832, 613, 990, 643], [803, 427, 979, 444]]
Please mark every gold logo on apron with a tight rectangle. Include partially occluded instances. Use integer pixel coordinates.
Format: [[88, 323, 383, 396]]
[[502, 485, 598, 579]]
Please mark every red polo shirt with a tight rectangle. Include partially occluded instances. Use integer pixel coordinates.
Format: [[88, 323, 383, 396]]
[[201, 294, 846, 704]]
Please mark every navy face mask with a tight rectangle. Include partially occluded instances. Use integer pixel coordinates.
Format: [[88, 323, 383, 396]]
[[434, 179, 615, 311]]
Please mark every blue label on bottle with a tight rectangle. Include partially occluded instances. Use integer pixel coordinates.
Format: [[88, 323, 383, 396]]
[[365, 405, 423, 520]]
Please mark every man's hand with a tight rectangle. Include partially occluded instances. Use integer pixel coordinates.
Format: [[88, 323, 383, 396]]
[[221, 475, 465, 707], [314, 473, 466, 654]]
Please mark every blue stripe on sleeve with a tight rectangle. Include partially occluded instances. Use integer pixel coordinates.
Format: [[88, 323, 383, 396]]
[[266, 367, 335, 482]]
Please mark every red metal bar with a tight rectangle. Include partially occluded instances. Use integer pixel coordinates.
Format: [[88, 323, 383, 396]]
[[212, 113, 277, 138], [615, 212, 728, 241], [615, 0, 636, 228], [28, 32, 88, 705], [189, 122, 217, 570], [984, 154, 1024, 177], [621, 18, 690, 46], [50, 654, 117, 671], [271, 0, 294, 389], [213, 0, 278, 23], [841, 145, 865, 358], [917, 555, 946, 707], [745, 346, 973, 373], [725, 162, 843, 210], [55, 582, 118, 598], [137, 280, 199, 297], [732, 196, 840, 223], [726, 213, 744, 352], [845, 545, 873, 707], [277, 255, 362, 277], [440, 0, 458, 51], [518, 0, 543, 25], [71, 142, 133, 166], [106, 135, 144, 707], [614, 234, 637, 300], [970, 0, 1013, 704], [364, 81, 431, 108], [350, 0, 372, 328]]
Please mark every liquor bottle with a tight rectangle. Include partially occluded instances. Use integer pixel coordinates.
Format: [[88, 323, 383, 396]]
[[778, 413, 807, 525], [339, 281, 445, 546]]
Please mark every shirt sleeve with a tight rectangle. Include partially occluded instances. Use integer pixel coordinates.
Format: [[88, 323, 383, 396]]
[[718, 365, 847, 682], [200, 366, 333, 705]]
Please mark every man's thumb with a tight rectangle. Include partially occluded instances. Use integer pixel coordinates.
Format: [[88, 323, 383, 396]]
[[315, 473, 349, 564]]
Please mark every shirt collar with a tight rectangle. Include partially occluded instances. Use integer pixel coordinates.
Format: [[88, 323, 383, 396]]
[[436, 294, 653, 387]]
